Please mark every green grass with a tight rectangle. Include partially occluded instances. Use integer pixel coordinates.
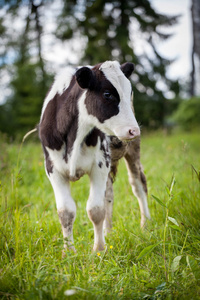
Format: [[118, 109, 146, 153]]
[[0, 131, 200, 299]]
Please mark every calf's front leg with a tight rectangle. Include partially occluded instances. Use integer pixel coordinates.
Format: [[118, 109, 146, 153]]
[[48, 169, 76, 252], [87, 164, 109, 251]]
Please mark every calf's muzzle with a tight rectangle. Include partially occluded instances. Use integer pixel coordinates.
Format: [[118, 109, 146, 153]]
[[113, 126, 140, 141]]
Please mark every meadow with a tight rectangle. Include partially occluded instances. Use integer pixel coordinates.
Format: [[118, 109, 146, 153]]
[[0, 130, 200, 299]]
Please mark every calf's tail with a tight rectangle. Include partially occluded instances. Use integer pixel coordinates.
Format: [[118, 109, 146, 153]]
[[22, 128, 38, 142]]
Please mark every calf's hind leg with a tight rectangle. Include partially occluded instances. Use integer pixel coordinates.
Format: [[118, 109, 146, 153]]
[[104, 174, 114, 235], [124, 139, 150, 228], [48, 170, 76, 251]]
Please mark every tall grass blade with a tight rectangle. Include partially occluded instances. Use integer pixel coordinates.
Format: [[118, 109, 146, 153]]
[[137, 242, 161, 260], [168, 216, 179, 226], [191, 165, 200, 182], [151, 195, 168, 208]]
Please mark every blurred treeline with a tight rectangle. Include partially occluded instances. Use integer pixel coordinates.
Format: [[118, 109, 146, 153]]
[[0, 0, 199, 138]]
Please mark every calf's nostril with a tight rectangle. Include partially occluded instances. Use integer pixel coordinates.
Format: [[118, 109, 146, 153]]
[[129, 129, 135, 136]]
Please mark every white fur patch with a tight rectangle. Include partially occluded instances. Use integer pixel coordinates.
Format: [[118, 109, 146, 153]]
[[45, 144, 67, 175], [69, 91, 95, 177], [100, 61, 129, 100], [40, 66, 76, 121], [48, 168, 76, 212]]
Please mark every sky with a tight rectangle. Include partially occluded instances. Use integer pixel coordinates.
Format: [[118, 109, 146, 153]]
[[150, 0, 192, 81]]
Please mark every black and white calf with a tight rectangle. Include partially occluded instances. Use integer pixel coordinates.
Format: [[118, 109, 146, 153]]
[[39, 61, 150, 252]]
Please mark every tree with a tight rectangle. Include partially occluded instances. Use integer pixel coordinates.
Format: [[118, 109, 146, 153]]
[[0, 0, 51, 136], [190, 0, 200, 97], [56, 0, 180, 128]]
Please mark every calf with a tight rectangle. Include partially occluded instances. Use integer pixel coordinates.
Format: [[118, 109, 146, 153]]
[[39, 61, 150, 252]]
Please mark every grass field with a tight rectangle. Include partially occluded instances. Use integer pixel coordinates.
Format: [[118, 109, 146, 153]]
[[0, 130, 200, 299]]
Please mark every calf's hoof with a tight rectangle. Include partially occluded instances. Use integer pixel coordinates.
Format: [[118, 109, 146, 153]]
[[104, 225, 112, 236], [93, 243, 105, 252], [62, 245, 76, 257], [140, 215, 151, 229]]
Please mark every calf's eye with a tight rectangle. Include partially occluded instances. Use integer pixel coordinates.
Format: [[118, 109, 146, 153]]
[[103, 92, 112, 100]]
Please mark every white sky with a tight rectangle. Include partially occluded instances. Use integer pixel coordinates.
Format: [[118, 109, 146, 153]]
[[150, 0, 192, 80]]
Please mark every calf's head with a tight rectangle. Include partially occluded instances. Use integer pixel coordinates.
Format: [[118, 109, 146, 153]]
[[75, 61, 140, 141]]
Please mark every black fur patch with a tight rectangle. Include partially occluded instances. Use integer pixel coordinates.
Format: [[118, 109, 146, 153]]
[[121, 62, 135, 78], [76, 67, 95, 90], [84, 65, 120, 123], [44, 147, 53, 175], [85, 127, 110, 168], [39, 76, 83, 163], [85, 128, 99, 147], [98, 161, 103, 168]]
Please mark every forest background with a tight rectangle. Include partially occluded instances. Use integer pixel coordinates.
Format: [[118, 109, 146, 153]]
[[0, 0, 200, 138]]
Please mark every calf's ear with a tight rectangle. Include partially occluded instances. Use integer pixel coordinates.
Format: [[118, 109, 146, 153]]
[[121, 62, 135, 79], [75, 67, 95, 89]]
